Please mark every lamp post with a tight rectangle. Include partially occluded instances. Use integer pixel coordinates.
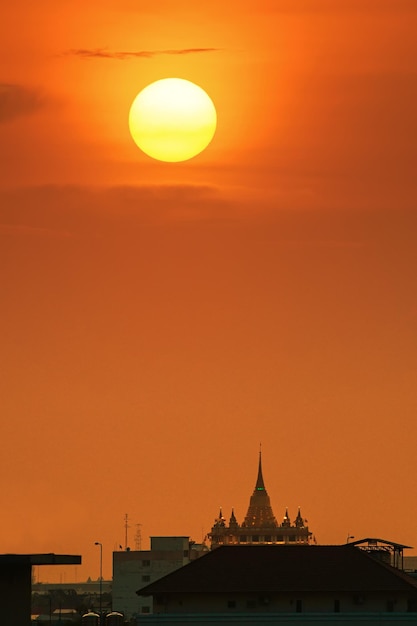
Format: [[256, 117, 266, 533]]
[[94, 542, 103, 625]]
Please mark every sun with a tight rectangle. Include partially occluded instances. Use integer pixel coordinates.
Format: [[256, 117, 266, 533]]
[[129, 78, 217, 163]]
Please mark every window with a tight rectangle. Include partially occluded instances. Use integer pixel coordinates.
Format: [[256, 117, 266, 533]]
[[252, 535, 259, 542], [183, 550, 189, 557], [296, 599, 303, 613], [334, 599, 340, 613], [142, 575, 150, 582], [142, 559, 150, 567], [141, 606, 150, 614], [264, 535, 271, 542], [240, 535, 247, 543], [227, 600, 236, 609]]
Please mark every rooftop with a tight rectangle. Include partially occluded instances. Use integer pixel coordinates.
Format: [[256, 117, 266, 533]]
[[137, 544, 417, 596], [0, 554, 81, 566]]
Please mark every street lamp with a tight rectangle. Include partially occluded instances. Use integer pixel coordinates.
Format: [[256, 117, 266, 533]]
[[94, 542, 103, 625]]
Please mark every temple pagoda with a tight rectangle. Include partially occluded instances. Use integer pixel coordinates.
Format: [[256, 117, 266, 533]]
[[209, 451, 312, 547]]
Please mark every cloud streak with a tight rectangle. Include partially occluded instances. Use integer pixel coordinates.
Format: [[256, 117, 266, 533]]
[[0, 84, 45, 123], [67, 47, 221, 60], [0, 184, 231, 238]]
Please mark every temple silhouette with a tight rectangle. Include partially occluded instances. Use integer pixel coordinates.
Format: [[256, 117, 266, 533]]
[[209, 450, 312, 547]]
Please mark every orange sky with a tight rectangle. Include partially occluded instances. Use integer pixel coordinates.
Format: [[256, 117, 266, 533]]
[[1, 0, 417, 582]]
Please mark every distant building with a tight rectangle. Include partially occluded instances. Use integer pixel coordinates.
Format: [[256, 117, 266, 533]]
[[404, 556, 417, 575], [209, 451, 311, 547], [112, 536, 208, 620], [32, 579, 112, 595], [137, 544, 417, 625]]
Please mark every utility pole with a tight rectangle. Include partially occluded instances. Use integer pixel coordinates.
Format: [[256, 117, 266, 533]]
[[94, 542, 103, 625]]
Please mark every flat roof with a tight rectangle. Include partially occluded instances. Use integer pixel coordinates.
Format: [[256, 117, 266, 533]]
[[0, 554, 81, 566]]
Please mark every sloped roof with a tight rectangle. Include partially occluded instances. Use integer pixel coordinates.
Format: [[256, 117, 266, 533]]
[[137, 545, 417, 596]]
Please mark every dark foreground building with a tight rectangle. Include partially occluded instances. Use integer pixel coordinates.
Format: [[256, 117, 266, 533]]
[[137, 544, 417, 625], [0, 553, 81, 626]]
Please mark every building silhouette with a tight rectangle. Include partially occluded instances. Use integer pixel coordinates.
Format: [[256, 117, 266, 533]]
[[209, 451, 311, 547], [0, 552, 80, 626], [137, 544, 417, 623]]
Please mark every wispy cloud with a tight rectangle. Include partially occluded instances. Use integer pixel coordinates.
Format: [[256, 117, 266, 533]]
[[0, 223, 73, 238], [0, 184, 231, 238], [0, 184, 393, 251], [0, 84, 44, 123], [66, 47, 221, 60]]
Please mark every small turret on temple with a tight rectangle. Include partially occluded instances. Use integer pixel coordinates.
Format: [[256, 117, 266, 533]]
[[209, 450, 312, 547]]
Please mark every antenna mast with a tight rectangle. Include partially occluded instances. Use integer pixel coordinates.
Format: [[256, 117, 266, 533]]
[[135, 523, 142, 551], [124, 513, 130, 550]]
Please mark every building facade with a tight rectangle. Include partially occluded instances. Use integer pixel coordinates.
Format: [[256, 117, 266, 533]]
[[112, 537, 207, 620], [209, 452, 311, 547]]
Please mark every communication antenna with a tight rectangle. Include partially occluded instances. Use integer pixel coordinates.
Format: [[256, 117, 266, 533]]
[[135, 523, 142, 551], [124, 513, 130, 550]]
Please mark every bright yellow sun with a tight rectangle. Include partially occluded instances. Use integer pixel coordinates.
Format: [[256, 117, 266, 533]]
[[129, 78, 217, 163]]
